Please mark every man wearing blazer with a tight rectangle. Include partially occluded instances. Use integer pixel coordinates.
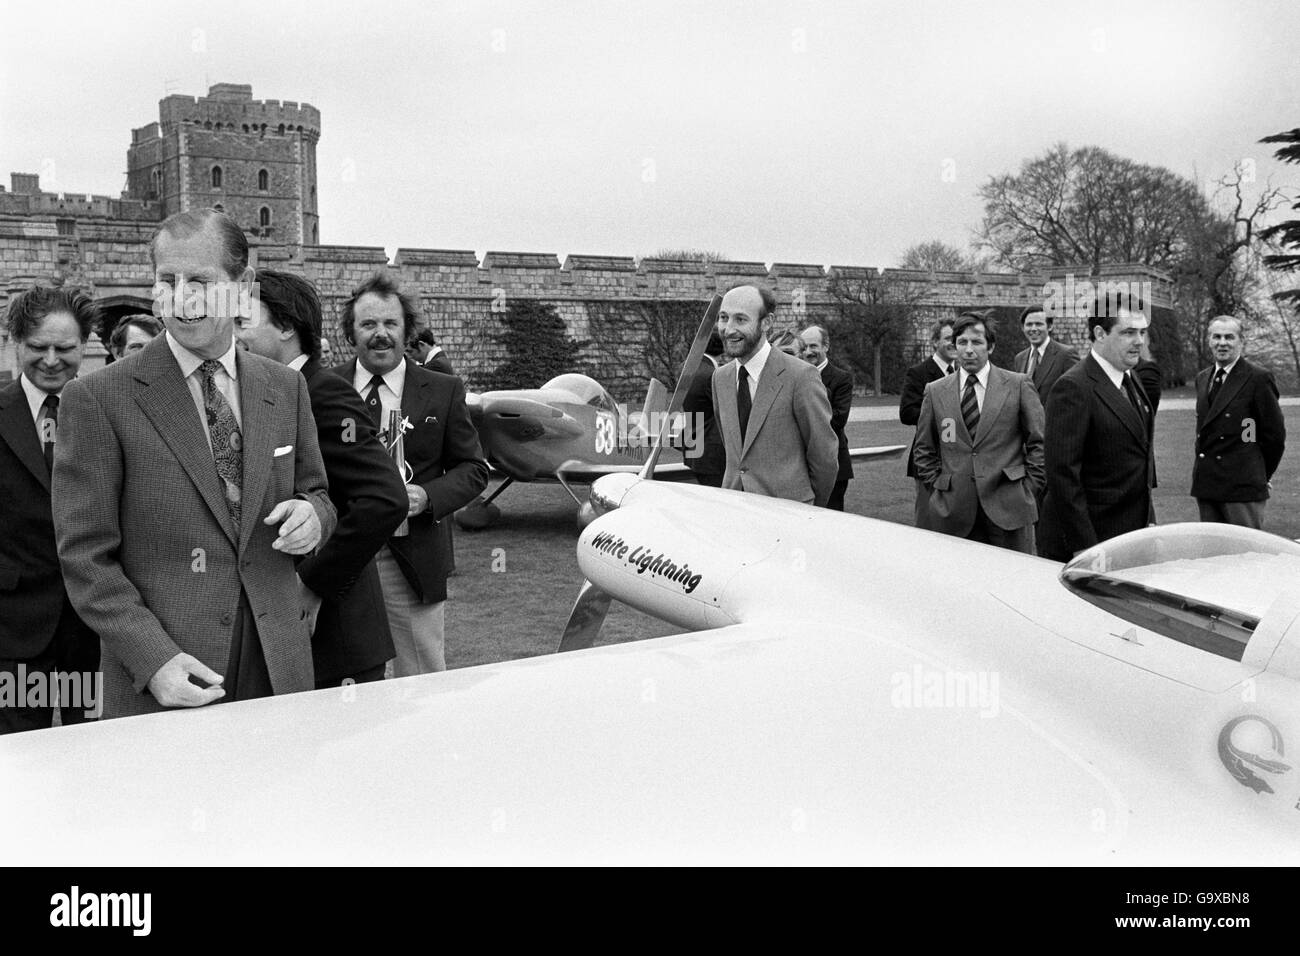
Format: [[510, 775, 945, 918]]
[[801, 325, 855, 511], [336, 274, 489, 675], [711, 285, 837, 506], [54, 210, 336, 717], [1037, 301, 1156, 562], [900, 318, 956, 529], [1191, 316, 1286, 530], [1014, 305, 1079, 403], [0, 286, 100, 732], [236, 269, 409, 688], [913, 312, 1044, 553]]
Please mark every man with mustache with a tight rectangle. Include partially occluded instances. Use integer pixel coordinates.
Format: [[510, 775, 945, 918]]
[[711, 284, 837, 506], [1191, 315, 1285, 530], [335, 274, 488, 675], [1037, 300, 1156, 561]]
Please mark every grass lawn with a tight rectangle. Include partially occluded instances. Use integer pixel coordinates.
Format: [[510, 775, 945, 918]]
[[445, 404, 1300, 668]]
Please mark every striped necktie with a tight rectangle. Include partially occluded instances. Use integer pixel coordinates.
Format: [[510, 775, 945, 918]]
[[961, 374, 980, 437]]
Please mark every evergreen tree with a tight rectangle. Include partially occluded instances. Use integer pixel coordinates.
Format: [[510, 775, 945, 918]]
[[482, 299, 588, 390]]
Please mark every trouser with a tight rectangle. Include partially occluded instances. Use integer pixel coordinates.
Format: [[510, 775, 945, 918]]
[[376, 548, 446, 676], [913, 478, 932, 530], [0, 601, 100, 734], [694, 472, 724, 488], [827, 479, 849, 512], [968, 501, 1034, 554], [1197, 498, 1265, 531], [222, 589, 273, 702]]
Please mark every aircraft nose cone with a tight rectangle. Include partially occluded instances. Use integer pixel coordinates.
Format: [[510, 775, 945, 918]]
[[590, 473, 639, 517]]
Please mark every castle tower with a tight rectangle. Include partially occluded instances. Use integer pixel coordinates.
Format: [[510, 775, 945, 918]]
[[125, 83, 321, 247]]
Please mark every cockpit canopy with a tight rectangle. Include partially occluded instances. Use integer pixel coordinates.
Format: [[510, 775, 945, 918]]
[[542, 374, 617, 414], [1061, 524, 1300, 661]]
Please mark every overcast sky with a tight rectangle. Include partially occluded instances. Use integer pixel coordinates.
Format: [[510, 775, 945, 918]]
[[2, 0, 1297, 268]]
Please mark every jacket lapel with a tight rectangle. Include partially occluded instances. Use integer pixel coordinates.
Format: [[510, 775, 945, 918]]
[[741, 354, 787, 456], [1087, 357, 1146, 444], [236, 352, 277, 551], [1204, 361, 1248, 425], [974, 367, 1009, 445], [717, 361, 738, 454], [133, 337, 239, 546], [0, 380, 50, 491]]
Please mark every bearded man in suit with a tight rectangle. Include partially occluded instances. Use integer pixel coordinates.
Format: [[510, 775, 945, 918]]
[[335, 273, 488, 676], [710, 285, 837, 506], [53, 209, 335, 717]]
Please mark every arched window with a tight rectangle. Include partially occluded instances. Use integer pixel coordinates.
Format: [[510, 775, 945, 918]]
[[211, 165, 222, 189], [259, 207, 271, 228], [312, 224, 318, 244], [258, 169, 269, 191], [278, 123, 285, 135]]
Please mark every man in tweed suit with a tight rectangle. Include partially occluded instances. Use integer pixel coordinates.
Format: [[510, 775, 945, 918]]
[[53, 209, 336, 717], [711, 285, 838, 506]]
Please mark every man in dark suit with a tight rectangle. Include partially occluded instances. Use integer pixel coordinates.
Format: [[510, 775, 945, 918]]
[[1014, 305, 1079, 403], [236, 269, 409, 687], [1037, 301, 1156, 561], [682, 331, 726, 487], [408, 328, 455, 375], [711, 285, 838, 506], [54, 209, 336, 717], [801, 325, 854, 510], [913, 313, 1044, 553], [1191, 316, 1286, 530], [0, 286, 100, 732], [336, 274, 489, 675], [900, 318, 956, 529]]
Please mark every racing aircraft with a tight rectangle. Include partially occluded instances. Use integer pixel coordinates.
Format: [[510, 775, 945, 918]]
[[456, 295, 904, 528]]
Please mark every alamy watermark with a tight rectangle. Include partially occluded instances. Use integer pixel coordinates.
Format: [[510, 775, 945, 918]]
[[0, 665, 101, 718]]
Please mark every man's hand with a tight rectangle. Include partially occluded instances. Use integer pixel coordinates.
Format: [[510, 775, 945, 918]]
[[298, 574, 323, 633], [406, 484, 428, 517], [266, 499, 322, 554], [147, 653, 225, 708]]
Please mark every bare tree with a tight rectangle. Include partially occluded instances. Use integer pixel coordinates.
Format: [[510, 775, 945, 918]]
[[897, 240, 993, 273], [825, 270, 929, 395]]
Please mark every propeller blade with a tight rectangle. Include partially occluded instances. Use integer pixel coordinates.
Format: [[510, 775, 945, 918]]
[[640, 293, 722, 480], [558, 579, 613, 652]]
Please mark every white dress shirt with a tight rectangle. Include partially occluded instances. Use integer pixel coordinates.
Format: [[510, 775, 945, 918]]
[[352, 359, 407, 435], [957, 362, 990, 413], [167, 334, 242, 455], [19, 372, 61, 427], [287, 354, 309, 373], [737, 338, 772, 401], [1090, 348, 1129, 392]]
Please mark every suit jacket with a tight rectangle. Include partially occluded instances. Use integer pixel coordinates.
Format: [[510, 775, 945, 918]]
[[0, 379, 96, 659], [682, 354, 725, 477], [1037, 355, 1155, 561], [821, 362, 855, 482], [912, 365, 1045, 536], [333, 357, 489, 603], [900, 355, 951, 478], [1191, 358, 1285, 502], [424, 350, 455, 376], [53, 335, 337, 717], [1014, 337, 1079, 402], [1134, 359, 1163, 415], [711, 346, 839, 506], [296, 358, 409, 683]]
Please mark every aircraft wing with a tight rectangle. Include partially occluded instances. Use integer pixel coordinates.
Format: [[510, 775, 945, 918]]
[[556, 459, 697, 483]]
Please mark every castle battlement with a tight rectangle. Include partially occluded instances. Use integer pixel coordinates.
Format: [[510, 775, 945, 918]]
[[154, 84, 321, 139]]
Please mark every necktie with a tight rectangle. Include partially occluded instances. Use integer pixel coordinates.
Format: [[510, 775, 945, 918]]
[[1208, 367, 1226, 405], [199, 360, 243, 525], [1122, 373, 1147, 424], [961, 375, 980, 437], [1026, 347, 1039, 378], [946, 363, 955, 375], [737, 366, 752, 442], [38, 393, 59, 472], [365, 375, 384, 428]]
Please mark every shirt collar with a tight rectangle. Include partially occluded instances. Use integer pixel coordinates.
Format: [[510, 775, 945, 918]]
[[1090, 348, 1127, 389], [932, 354, 952, 375], [1034, 336, 1051, 356], [815, 358, 828, 372], [958, 363, 990, 390], [168, 333, 238, 381], [19, 372, 61, 422], [286, 354, 309, 373], [739, 338, 772, 382], [353, 357, 408, 397], [1215, 357, 1240, 377]]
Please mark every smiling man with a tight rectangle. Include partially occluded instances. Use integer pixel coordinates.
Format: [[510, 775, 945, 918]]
[[711, 284, 837, 506], [1191, 316, 1286, 530], [52, 209, 336, 717], [0, 286, 100, 732], [1037, 300, 1156, 561], [1013, 305, 1078, 403], [334, 273, 488, 676]]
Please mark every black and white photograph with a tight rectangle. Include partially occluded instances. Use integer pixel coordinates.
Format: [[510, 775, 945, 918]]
[[1, 0, 1298, 918]]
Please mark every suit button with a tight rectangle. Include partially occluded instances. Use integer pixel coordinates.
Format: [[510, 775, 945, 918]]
[[220, 612, 232, 625], [1199, 453, 1205, 458], [740, 467, 747, 474]]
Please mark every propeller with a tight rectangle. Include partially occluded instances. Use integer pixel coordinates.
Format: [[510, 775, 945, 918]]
[[557, 294, 722, 652]]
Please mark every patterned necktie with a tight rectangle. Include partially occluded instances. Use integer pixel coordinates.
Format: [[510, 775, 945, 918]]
[[38, 393, 59, 472], [199, 360, 243, 525], [1026, 347, 1039, 378], [961, 374, 980, 437], [365, 374, 384, 428], [1208, 367, 1226, 405], [737, 366, 752, 442]]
